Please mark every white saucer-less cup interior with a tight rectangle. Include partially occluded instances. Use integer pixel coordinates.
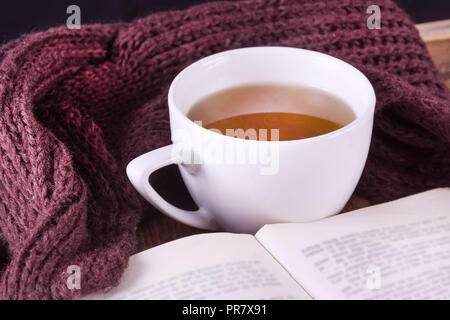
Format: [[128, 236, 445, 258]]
[[127, 47, 376, 234]]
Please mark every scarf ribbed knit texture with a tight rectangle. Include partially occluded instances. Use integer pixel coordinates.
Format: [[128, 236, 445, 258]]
[[0, 0, 449, 299]]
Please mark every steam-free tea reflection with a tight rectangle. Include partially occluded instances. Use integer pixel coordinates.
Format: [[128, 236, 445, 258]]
[[188, 84, 355, 141]]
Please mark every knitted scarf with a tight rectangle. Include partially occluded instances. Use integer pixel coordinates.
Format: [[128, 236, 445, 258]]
[[0, 0, 449, 299]]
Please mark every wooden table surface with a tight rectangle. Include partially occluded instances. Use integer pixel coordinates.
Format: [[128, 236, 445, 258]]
[[135, 19, 450, 253]]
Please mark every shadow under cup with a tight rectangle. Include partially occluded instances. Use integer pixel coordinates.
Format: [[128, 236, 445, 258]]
[[129, 47, 376, 234]]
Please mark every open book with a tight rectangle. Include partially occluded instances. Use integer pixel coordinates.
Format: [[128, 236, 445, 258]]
[[86, 188, 450, 300]]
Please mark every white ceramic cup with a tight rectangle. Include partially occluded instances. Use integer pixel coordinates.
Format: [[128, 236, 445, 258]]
[[127, 47, 376, 234]]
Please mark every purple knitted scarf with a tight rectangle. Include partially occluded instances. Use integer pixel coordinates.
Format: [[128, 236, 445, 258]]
[[0, 0, 449, 299]]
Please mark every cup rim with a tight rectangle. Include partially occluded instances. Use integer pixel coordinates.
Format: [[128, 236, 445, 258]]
[[168, 46, 376, 144]]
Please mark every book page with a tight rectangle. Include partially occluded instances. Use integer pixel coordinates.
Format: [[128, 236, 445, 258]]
[[85, 233, 311, 300], [256, 188, 450, 299]]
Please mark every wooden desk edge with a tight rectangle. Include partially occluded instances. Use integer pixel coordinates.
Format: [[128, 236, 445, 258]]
[[416, 19, 450, 42]]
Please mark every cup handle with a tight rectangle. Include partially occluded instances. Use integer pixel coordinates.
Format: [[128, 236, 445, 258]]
[[126, 145, 218, 230]]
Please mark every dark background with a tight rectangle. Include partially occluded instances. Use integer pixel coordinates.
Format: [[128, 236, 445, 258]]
[[0, 0, 449, 43]]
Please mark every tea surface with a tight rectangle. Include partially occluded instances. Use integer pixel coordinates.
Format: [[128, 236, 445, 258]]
[[204, 112, 343, 141], [188, 84, 355, 141]]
